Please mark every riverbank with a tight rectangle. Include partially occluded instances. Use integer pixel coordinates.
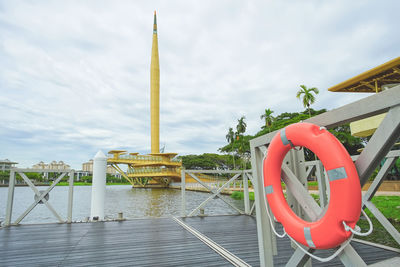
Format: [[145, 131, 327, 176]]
[[0, 183, 50, 187], [54, 182, 131, 186], [0, 182, 131, 187], [171, 185, 400, 197], [169, 185, 246, 196]]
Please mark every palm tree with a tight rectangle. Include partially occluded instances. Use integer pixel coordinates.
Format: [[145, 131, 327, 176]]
[[225, 127, 236, 169], [236, 116, 247, 169], [296, 85, 319, 117], [225, 127, 235, 145], [236, 116, 247, 136], [260, 108, 274, 131]]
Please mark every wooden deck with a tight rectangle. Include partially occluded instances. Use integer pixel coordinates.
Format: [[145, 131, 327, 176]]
[[0, 215, 398, 266]]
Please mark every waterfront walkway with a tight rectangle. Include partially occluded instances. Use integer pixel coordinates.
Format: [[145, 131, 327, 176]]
[[0, 215, 399, 266]]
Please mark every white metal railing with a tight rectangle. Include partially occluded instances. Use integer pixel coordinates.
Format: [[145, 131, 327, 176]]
[[180, 169, 255, 217], [182, 181, 245, 191], [127, 167, 180, 175], [4, 168, 75, 226], [303, 150, 400, 210], [250, 85, 400, 266]]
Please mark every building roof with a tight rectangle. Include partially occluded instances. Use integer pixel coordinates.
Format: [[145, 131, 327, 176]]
[[328, 57, 400, 93], [0, 159, 18, 164], [108, 150, 127, 154]]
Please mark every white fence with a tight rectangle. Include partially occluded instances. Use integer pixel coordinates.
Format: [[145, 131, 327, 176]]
[[4, 168, 74, 226], [180, 170, 255, 217]]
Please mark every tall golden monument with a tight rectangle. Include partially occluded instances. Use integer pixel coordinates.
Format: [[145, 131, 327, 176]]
[[150, 11, 160, 154], [107, 11, 182, 187]]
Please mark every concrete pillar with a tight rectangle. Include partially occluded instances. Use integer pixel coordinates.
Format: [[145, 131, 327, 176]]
[[90, 150, 107, 220]]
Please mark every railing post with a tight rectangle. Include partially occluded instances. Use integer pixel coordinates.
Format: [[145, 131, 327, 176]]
[[4, 170, 16, 226], [315, 161, 328, 208], [90, 151, 107, 221], [181, 169, 186, 217], [67, 170, 74, 223], [250, 145, 275, 267], [285, 150, 305, 219], [356, 105, 400, 186], [243, 171, 250, 214]]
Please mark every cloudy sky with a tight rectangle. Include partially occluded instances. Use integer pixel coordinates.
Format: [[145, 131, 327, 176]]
[[0, 0, 398, 169]]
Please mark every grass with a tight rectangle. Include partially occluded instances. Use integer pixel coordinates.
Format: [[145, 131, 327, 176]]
[[312, 194, 400, 248], [307, 181, 319, 187], [357, 216, 400, 249], [358, 196, 400, 249], [231, 191, 255, 201], [277, 181, 319, 189], [368, 196, 400, 220], [310, 195, 400, 220]]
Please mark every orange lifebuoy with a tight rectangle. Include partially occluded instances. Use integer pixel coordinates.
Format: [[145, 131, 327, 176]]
[[263, 123, 361, 249]]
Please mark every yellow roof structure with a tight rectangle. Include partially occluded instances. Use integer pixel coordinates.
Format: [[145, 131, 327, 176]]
[[108, 150, 127, 154], [148, 153, 178, 158], [328, 57, 400, 93], [329, 57, 400, 137], [107, 150, 127, 159], [107, 150, 182, 187]]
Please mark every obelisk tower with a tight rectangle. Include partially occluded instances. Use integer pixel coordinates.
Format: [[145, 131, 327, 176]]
[[150, 11, 160, 154]]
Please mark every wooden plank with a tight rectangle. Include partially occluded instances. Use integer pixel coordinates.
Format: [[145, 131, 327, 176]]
[[182, 216, 400, 267], [182, 215, 260, 266], [0, 218, 231, 267], [0, 215, 399, 266]]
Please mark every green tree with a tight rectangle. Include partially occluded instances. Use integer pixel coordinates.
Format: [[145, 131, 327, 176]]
[[296, 85, 319, 117], [236, 116, 247, 136], [0, 171, 10, 183], [329, 124, 364, 156], [236, 116, 248, 169], [81, 175, 92, 183], [180, 153, 234, 170], [225, 127, 236, 169], [260, 108, 274, 131], [219, 108, 366, 169], [15, 172, 44, 183]]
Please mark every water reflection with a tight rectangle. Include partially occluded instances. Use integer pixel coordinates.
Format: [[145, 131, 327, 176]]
[[0, 185, 247, 224]]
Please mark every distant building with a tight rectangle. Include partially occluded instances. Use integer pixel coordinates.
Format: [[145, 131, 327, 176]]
[[82, 159, 94, 173], [32, 160, 71, 170], [0, 159, 18, 171], [82, 159, 117, 175]]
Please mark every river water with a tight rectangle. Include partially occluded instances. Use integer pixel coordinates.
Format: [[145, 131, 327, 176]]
[[0, 185, 245, 224]]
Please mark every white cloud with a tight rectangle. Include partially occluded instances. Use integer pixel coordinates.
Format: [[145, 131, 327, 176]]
[[0, 0, 399, 168]]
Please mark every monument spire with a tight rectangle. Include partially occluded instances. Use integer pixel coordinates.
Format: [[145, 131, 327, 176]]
[[150, 10, 160, 153]]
